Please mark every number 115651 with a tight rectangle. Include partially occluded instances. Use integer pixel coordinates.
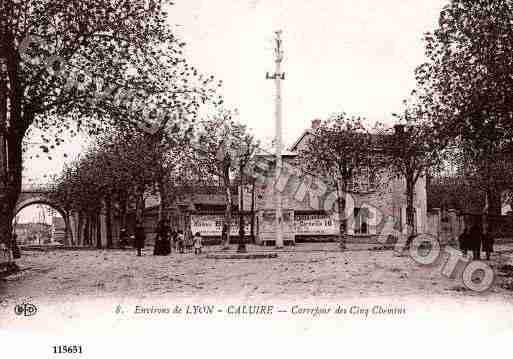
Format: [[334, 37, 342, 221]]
[[53, 345, 83, 354]]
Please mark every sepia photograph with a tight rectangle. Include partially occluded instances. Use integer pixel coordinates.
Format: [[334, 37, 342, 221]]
[[1, 0, 513, 357]]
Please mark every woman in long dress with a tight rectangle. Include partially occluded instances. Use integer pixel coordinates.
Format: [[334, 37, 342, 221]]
[[153, 220, 171, 256], [134, 221, 146, 257], [194, 232, 203, 255]]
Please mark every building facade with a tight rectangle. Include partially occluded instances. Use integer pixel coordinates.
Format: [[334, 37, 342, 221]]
[[142, 121, 428, 245], [238, 121, 427, 245]]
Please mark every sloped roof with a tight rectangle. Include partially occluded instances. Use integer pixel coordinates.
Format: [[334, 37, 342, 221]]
[[254, 148, 298, 157], [289, 130, 312, 152], [288, 126, 391, 153]]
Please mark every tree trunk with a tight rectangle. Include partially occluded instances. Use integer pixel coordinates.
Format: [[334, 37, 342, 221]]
[[250, 179, 256, 243], [0, 132, 24, 252], [84, 215, 91, 246], [405, 176, 415, 245], [336, 181, 347, 249], [119, 190, 128, 230], [96, 213, 102, 249], [0, 181, 18, 257], [0, 50, 31, 257], [105, 195, 113, 248], [63, 210, 72, 246], [158, 177, 169, 222], [135, 186, 145, 223], [237, 171, 246, 253], [222, 166, 232, 249], [482, 187, 499, 235], [0, 181, 18, 243], [77, 212, 84, 246]]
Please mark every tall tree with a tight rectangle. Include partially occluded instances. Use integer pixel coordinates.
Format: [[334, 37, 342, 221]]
[[297, 114, 378, 249], [193, 111, 255, 249], [233, 129, 259, 253], [380, 105, 446, 241], [0, 0, 220, 244], [415, 0, 513, 229]]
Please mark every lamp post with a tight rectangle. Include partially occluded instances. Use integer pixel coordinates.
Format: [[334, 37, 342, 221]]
[[237, 167, 246, 253], [237, 132, 249, 252], [266, 30, 285, 248]]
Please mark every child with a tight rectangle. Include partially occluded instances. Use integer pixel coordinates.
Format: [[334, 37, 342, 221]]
[[193, 232, 202, 255], [177, 230, 184, 254], [185, 230, 194, 253], [119, 228, 129, 249]]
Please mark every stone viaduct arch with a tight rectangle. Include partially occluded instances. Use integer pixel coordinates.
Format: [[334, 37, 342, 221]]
[[14, 190, 76, 245]]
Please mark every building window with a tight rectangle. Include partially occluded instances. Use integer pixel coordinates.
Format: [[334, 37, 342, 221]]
[[349, 168, 376, 193]]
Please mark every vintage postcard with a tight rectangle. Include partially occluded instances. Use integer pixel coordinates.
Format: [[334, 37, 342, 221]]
[[1, 0, 513, 357]]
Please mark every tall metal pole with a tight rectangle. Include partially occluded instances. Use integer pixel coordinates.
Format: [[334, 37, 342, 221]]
[[266, 30, 285, 248]]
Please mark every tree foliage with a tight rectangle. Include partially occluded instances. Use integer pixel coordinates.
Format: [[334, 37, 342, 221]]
[[0, 0, 220, 243], [379, 103, 447, 237], [296, 114, 380, 246], [192, 110, 258, 248], [415, 0, 513, 219]]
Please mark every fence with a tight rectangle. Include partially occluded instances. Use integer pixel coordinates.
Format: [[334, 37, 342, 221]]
[[427, 208, 513, 243], [426, 208, 464, 244]]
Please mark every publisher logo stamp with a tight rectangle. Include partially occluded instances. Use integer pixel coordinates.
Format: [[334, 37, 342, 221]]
[[14, 302, 38, 317]]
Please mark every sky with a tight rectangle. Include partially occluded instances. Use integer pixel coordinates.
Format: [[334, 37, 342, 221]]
[[15, 204, 61, 225], [170, 0, 447, 142], [19, 0, 448, 220]]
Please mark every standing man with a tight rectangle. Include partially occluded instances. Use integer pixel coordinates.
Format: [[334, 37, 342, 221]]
[[119, 228, 129, 249], [162, 219, 171, 255], [458, 226, 470, 257], [153, 219, 171, 256], [482, 225, 495, 261], [221, 223, 228, 247], [469, 224, 482, 260], [134, 220, 146, 257]]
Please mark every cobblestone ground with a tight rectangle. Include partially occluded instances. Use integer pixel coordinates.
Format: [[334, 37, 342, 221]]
[[1, 243, 512, 306]]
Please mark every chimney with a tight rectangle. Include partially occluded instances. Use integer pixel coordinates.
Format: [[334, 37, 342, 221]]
[[311, 118, 321, 129], [394, 124, 405, 135]]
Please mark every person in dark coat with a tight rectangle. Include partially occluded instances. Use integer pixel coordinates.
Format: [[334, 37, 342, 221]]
[[162, 220, 171, 255], [482, 226, 494, 261], [468, 224, 482, 260], [153, 220, 164, 256], [221, 223, 228, 246], [170, 229, 177, 252], [458, 226, 470, 256], [119, 228, 129, 249], [176, 230, 185, 254], [153, 220, 171, 256], [134, 221, 146, 257]]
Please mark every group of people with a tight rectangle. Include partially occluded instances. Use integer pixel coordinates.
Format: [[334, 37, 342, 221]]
[[458, 224, 494, 260], [119, 219, 203, 257]]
